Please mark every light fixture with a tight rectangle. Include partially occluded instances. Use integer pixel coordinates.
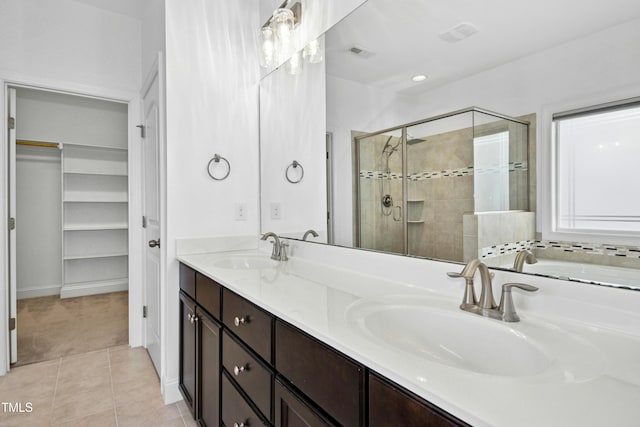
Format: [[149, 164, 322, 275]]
[[258, 2, 325, 73], [412, 74, 427, 82], [302, 37, 323, 64], [258, 2, 302, 69]]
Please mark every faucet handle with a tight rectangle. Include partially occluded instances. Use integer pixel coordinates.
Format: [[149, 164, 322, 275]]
[[503, 283, 538, 292], [446, 272, 477, 308], [279, 242, 289, 261], [499, 283, 538, 322]]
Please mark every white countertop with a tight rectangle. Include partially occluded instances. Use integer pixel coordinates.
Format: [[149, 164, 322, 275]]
[[178, 249, 640, 427]]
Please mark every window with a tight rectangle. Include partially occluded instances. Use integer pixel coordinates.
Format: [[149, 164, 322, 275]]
[[552, 100, 640, 238]]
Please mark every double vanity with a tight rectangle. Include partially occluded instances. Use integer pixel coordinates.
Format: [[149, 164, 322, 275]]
[[177, 237, 640, 426]]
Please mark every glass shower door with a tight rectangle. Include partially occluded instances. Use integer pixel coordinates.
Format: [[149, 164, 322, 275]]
[[356, 130, 404, 254]]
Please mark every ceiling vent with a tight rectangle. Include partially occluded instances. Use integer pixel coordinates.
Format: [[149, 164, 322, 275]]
[[348, 45, 376, 58], [439, 22, 478, 43]]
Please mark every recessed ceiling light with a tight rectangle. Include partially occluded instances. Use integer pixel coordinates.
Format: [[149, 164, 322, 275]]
[[412, 74, 427, 82]]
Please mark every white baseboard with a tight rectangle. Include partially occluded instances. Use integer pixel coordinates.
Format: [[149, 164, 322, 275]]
[[162, 376, 182, 404], [17, 284, 61, 300], [60, 279, 128, 299]]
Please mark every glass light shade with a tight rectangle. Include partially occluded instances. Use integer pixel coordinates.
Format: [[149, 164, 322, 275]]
[[286, 50, 303, 75], [272, 8, 294, 65], [303, 36, 324, 64], [258, 26, 275, 68]]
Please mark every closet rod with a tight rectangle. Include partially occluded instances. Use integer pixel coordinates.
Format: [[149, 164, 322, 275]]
[[16, 140, 60, 149]]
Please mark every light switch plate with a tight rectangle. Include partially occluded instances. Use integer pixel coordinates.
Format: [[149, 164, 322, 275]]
[[271, 202, 281, 220], [235, 203, 248, 221]]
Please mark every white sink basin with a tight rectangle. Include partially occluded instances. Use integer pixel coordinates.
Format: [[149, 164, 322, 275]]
[[212, 255, 277, 270], [346, 295, 603, 380]]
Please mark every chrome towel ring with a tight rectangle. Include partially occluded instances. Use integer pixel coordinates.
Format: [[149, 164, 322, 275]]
[[285, 160, 304, 184], [207, 154, 231, 181]]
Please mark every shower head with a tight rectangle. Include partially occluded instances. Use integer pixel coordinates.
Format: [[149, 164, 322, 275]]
[[406, 133, 425, 145]]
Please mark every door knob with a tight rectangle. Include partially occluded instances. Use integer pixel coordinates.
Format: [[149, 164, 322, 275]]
[[148, 239, 160, 248]]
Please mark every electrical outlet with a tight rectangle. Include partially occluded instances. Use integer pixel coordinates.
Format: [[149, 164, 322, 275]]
[[235, 203, 247, 221], [271, 202, 281, 220]]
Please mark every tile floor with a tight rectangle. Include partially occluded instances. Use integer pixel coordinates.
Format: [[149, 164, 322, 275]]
[[0, 345, 196, 427]]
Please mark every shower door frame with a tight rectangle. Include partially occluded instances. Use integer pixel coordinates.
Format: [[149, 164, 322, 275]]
[[353, 106, 530, 256]]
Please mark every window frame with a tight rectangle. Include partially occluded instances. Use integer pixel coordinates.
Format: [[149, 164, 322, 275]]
[[540, 91, 640, 246]]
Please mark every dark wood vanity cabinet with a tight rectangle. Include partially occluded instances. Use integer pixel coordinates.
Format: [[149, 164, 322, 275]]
[[274, 379, 333, 427], [275, 320, 365, 427], [179, 291, 197, 416], [179, 262, 469, 427], [178, 265, 222, 427], [369, 373, 469, 427]]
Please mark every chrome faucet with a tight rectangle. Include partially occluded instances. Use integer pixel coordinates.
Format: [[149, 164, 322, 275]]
[[261, 232, 282, 261], [302, 229, 319, 241], [448, 259, 538, 322], [513, 249, 537, 272]]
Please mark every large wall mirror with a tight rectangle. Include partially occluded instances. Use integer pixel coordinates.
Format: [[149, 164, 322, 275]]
[[259, 0, 640, 289]]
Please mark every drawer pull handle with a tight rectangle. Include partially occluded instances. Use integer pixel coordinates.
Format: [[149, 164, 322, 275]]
[[233, 421, 248, 427], [233, 364, 248, 376], [234, 316, 249, 326]]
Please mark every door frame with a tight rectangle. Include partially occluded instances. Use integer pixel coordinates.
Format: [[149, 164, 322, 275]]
[[0, 76, 144, 374]]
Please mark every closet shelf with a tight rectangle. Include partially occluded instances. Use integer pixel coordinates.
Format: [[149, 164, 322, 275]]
[[64, 223, 128, 231], [63, 142, 127, 151], [64, 252, 128, 261], [63, 170, 128, 177], [64, 196, 128, 203]]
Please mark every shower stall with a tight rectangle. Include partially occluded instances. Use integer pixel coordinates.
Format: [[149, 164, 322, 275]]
[[355, 107, 530, 262]]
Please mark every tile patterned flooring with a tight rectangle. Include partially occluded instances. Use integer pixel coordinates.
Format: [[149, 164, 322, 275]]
[[0, 346, 196, 427]]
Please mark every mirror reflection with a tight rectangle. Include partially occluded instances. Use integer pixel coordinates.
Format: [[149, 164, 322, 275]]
[[259, 0, 640, 289]]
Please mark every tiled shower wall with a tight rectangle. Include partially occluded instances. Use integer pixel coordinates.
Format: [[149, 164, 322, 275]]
[[356, 113, 530, 263]]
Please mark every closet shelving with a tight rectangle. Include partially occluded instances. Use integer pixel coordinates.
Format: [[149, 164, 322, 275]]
[[61, 143, 128, 298]]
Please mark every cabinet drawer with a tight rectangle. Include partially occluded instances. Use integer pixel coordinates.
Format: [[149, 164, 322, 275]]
[[223, 288, 273, 364], [274, 378, 333, 427], [223, 331, 272, 420], [369, 373, 469, 427], [275, 320, 364, 427], [179, 263, 196, 299], [222, 374, 267, 427], [196, 273, 221, 319]]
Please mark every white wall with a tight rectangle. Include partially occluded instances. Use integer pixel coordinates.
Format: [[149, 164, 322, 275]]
[[0, 0, 142, 94], [0, 0, 144, 374], [327, 17, 640, 246], [15, 146, 62, 298], [164, 0, 261, 402], [141, 0, 166, 79], [260, 56, 327, 239]]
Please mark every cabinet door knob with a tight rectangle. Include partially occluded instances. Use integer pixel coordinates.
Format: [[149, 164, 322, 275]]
[[233, 316, 249, 326], [233, 364, 248, 376], [148, 239, 160, 248], [233, 421, 248, 427], [188, 313, 194, 324]]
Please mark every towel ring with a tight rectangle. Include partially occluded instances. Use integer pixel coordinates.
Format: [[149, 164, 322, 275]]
[[207, 154, 231, 181], [285, 160, 304, 184]]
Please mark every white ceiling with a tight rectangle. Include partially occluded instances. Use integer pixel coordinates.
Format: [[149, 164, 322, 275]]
[[325, 0, 640, 96]]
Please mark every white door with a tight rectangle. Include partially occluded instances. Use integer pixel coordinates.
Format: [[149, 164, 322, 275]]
[[142, 72, 162, 375], [8, 88, 17, 364]]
